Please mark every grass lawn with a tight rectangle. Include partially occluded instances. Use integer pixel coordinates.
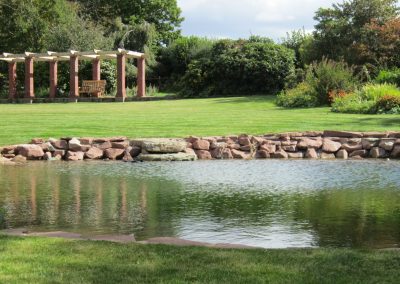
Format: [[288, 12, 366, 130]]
[[0, 236, 399, 284], [0, 96, 399, 145]]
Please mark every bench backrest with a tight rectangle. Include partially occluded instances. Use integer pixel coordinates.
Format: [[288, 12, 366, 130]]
[[81, 80, 106, 93]]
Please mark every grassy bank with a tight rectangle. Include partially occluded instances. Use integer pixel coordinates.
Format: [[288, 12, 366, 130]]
[[0, 236, 399, 283], [0, 96, 399, 145]]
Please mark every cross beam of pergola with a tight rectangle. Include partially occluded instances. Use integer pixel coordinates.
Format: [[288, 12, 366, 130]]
[[0, 49, 146, 102]]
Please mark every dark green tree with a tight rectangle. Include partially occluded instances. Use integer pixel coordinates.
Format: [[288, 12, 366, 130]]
[[75, 0, 184, 45], [311, 0, 399, 65]]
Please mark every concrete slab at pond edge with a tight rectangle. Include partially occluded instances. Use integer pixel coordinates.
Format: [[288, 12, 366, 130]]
[[1, 131, 400, 163]]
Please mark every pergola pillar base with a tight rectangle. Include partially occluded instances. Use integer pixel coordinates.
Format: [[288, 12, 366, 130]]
[[115, 97, 126, 103], [21, 98, 33, 104], [69, 98, 78, 103]]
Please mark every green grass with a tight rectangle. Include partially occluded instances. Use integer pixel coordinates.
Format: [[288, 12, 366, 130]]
[[0, 236, 399, 284], [0, 96, 399, 145]]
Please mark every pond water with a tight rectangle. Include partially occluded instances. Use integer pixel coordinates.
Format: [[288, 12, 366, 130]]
[[1, 160, 400, 248]]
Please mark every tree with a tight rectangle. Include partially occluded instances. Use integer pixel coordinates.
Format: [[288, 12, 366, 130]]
[[311, 0, 399, 65], [75, 0, 184, 45]]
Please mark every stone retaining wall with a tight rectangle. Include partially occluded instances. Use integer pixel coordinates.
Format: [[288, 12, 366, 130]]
[[1, 131, 400, 164]]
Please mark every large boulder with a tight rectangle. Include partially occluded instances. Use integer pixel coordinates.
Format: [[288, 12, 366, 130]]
[[361, 138, 380, 150], [69, 138, 90, 152], [370, 147, 386, 158], [49, 139, 68, 150], [336, 149, 348, 159], [135, 139, 186, 153], [322, 139, 342, 153], [195, 150, 212, 160], [305, 148, 318, 159], [104, 148, 125, 160], [272, 149, 288, 159], [379, 139, 395, 151], [85, 147, 104, 160], [298, 138, 323, 149], [138, 152, 197, 161], [193, 140, 210, 150], [16, 144, 45, 160], [66, 151, 84, 161], [230, 149, 249, 159]]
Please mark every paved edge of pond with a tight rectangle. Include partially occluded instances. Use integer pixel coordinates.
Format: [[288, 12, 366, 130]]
[[0, 229, 260, 249], [1, 130, 400, 164]]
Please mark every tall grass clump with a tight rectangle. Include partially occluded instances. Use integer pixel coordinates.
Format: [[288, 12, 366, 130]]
[[332, 83, 400, 114]]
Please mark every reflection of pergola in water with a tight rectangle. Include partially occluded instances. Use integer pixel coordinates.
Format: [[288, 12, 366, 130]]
[[0, 49, 146, 102]]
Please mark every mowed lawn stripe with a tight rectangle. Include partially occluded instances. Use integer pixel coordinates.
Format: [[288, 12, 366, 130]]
[[0, 96, 399, 145]]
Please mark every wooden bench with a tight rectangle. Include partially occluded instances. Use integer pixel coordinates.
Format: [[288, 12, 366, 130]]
[[79, 80, 106, 97]]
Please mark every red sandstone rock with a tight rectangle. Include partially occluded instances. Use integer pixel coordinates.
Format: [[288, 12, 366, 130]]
[[336, 149, 348, 159], [322, 139, 342, 153], [79, 138, 93, 145], [85, 147, 104, 160], [109, 137, 127, 142], [238, 135, 251, 146], [282, 145, 297, 152], [112, 141, 129, 149], [361, 138, 380, 150], [195, 150, 212, 160], [370, 147, 386, 158], [211, 148, 223, 159], [53, 150, 65, 158], [251, 136, 265, 145], [43, 152, 52, 160], [69, 138, 90, 152], [12, 155, 27, 163], [272, 149, 288, 159], [221, 148, 233, 159], [298, 138, 323, 149], [104, 148, 125, 160], [388, 132, 400, 138], [305, 148, 318, 159], [66, 151, 84, 161], [1, 145, 16, 154], [122, 151, 134, 162], [95, 141, 112, 150], [228, 144, 241, 150], [51, 139, 68, 150], [260, 144, 276, 153], [240, 145, 252, 152], [391, 145, 400, 158], [288, 152, 303, 159], [362, 132, 388, 138], [341, 142, 363, 152], [349, 150, 368, 158], [321, 152, 336, 159], [231, 149, 249, 159], [323, 131, 363, 138], [256, 150, 270, 159], [193, 140, 210, 150], [379, 139, 395, 151], [3, 154, 15, 159], [16, 144, 45, 160]]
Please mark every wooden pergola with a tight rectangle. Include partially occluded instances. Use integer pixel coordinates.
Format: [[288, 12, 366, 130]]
[[0, 49, 146, 102]]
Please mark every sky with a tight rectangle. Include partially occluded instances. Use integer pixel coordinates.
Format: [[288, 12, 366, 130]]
[[177, 0, 337, 40]]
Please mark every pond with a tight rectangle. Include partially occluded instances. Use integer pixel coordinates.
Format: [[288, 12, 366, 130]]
[[1, 160, 400, 248]]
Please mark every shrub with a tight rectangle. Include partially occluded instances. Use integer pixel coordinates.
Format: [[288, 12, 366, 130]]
[[375, 68, 400, 87], [331, 83, 400, 114], [178, 39, 295, 97], [276, 82, 319, 108], [305, 58, 359, 105], [376, 95, 400, 114]]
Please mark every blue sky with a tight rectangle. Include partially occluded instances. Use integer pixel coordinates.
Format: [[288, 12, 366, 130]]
[[177, 0, 337, 40]]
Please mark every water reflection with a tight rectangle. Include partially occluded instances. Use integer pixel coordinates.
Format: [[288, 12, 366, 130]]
[[0, 160, 400, 248]]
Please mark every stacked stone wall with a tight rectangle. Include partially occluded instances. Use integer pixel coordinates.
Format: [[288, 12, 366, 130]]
[[1, 131, 400, 164]]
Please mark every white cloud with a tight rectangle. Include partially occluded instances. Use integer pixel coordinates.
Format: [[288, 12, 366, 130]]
[[177, 0, 337, 39]]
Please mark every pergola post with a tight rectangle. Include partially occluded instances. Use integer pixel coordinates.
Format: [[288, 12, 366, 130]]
[[116, 54, 126, 102], [8, 62, 17, 100], [69, 55, 79, 102], [25, 57, 34, 103], [49, 61, 58, 99], [137, 57, 146, 98], [92, 58, 101, 97]]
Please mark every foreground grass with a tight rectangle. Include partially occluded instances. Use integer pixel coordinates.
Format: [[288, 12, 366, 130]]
[[0, 96, 399, 145], [0, 236, 399, 284]]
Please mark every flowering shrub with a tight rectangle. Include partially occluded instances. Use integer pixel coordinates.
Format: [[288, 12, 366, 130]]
[[376, 95, 400, 114]]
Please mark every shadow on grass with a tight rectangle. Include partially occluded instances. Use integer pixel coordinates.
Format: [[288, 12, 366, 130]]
[[211, 95, 276, 104]]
